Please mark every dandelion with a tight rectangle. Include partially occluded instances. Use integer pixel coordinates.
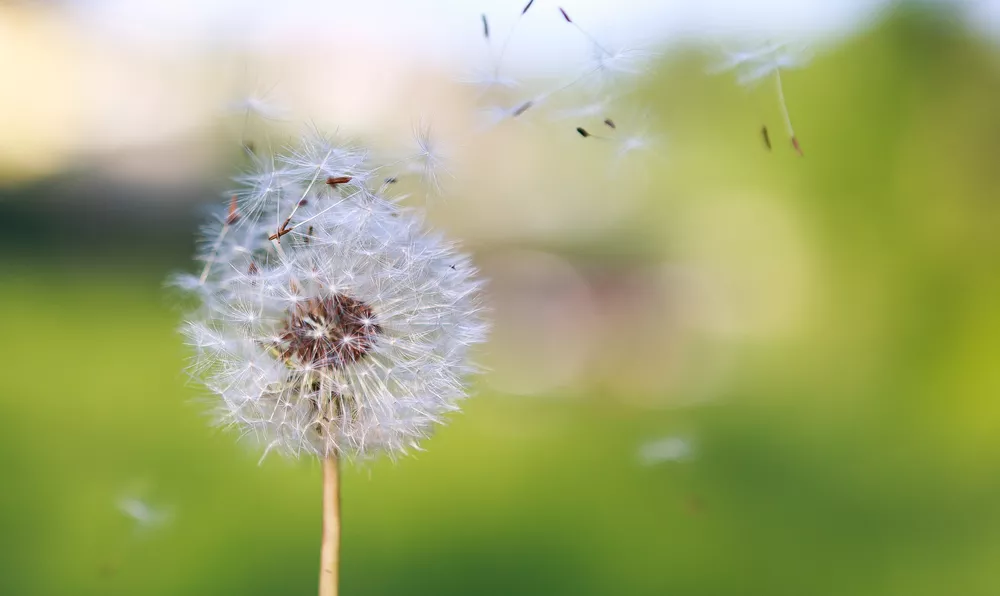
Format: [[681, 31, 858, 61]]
[[172, 129, 488, 596]]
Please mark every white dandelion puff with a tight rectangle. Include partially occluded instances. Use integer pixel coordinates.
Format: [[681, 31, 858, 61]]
[[174, 133, 488, 462]]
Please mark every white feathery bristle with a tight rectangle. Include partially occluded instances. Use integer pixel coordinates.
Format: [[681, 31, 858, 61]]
[[712, 41, 811, 87]]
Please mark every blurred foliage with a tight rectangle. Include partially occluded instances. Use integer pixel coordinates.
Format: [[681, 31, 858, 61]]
[[3, 5, 1000, 595]]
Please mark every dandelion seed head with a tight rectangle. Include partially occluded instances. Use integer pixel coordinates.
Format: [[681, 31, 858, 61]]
[[175, 133, 488, 462]]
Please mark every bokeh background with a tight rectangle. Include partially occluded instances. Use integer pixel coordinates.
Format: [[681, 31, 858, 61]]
[[3, 1, 1000, 594]]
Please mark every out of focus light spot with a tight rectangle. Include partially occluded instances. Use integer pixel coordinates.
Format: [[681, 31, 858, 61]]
[[481, 250, 597, 396], [0, 7, 82, 181], [638, 435, 695, 465], [673, 191, 815, 341]]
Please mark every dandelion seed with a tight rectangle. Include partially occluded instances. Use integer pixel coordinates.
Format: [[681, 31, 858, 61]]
[[576, 127, 592, 138], [226, 194, 240, 225], [471, 0, 536, 93], [559, 8, 601, 54], [606, 110, 657, 159], [714, 41, 809, 156], [552, 8, 653, 92], [512, 100, 534, 117], [479, 95, 550, 127], [326, 176, 353, 187], [229, 81, 286, 151], [603, 118, 616, 130], [407, 122, 452, 192], [761, 125, 772, 150]]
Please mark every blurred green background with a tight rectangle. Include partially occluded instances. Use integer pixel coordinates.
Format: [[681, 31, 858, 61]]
[[4, 3, 1000, 595]]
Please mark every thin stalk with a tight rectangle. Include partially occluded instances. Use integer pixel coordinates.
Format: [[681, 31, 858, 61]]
[[775, 70, 803, 156], [319, 454, 341, 596]]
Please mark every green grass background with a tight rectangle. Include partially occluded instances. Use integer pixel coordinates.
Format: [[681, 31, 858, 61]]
[[3, 5, 1000, 595]]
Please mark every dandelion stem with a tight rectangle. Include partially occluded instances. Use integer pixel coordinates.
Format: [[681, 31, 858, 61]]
[[319, 453, 340, 596]]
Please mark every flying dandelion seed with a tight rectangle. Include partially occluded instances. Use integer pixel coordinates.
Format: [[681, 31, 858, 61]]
[[713, 41, 810, 156], [470, 0, 536, 92], [172, 129, 488, 596], [556, 6, 654, 91], [406, 122, 453, 193], [228, 78, 287, 151], [512, 100, 535, 117], [761, 125, 772, 150], [468, 3, 654, 139], [606, 110, 657, 159]]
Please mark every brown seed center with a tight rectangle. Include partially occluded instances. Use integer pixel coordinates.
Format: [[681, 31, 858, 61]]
[[279, 294, 381, 369]]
